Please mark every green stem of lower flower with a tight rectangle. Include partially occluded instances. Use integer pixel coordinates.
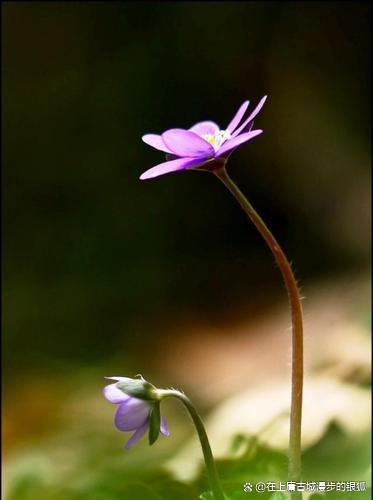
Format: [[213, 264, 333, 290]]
[[159, 389, 225, 500], [213, 166, 303, 499]]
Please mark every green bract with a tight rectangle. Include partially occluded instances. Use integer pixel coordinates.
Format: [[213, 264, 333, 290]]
[[148, 402, 161, 445]]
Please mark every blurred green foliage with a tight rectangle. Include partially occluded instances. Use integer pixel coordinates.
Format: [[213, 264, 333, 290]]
[[5, 422, 370, 499]]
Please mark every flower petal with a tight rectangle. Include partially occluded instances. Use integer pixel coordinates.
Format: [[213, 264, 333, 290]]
[[125, 422, 149, 449], [114, 398, 151, 431], [226, 100, 250, 134], [105, 376, 134, 382], [217, 129, 263, 156], [189, 121, 219, 137], [142, 134, 173, 154], [140, 157, 206, 180], [162, 129, 214, 158], [103, 383, 131, 404], [160, 416, 170, 436], [232, 96, 267, 137], [219, 122, 254, 160]]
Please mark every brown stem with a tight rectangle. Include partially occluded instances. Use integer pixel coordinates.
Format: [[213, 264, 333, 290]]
[[213, 166, 303, 499]]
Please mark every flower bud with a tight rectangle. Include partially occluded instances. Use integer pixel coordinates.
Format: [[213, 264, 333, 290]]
[[105, 375, 159, 401]]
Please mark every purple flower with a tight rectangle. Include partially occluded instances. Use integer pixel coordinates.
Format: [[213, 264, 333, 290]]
[[140, 96, 267, 180], [103, 376, 169, 449]]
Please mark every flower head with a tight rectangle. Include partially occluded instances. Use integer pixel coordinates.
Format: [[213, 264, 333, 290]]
[[140, 96, 267, 180], [103, 376, 169, 449]]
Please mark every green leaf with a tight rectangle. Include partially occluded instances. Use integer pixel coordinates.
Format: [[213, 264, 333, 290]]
[[148, 402, 161, 445], [302, 422, 371, 480]]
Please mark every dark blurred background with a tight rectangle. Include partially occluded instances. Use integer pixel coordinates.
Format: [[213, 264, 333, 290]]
[[2, 0, 371, 463]]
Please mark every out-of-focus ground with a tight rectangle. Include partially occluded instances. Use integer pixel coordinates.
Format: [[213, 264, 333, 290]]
[[158, 273, 371, 402], [161, 274, 371, 480]]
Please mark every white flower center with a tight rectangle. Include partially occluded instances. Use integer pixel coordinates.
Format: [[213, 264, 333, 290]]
[[202, 129, 231, 151]]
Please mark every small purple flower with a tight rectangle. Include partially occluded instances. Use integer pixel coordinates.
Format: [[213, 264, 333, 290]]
[[140, 96, 267, 180], [103, 376, 169, 449]]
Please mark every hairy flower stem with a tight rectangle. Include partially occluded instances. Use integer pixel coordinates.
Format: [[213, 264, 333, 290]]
[[159, 389, 225, 500], [213, 166, 303, 499]]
